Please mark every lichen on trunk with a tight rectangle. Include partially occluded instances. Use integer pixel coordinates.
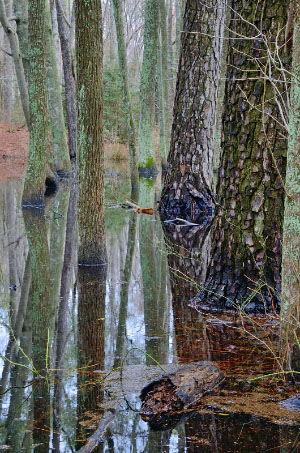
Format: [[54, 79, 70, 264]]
[[22, 0, 51, 208]]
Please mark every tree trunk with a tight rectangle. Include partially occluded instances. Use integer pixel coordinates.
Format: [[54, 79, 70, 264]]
[[112, 0, 139, 193], [196, 0, 288, 313], [76, 0, 106, 265], [22, 0, 51, 207], [45, 0, 71, 175], [160, 0, 226, 221], [157, 30, 167, 168], [13, 0, 29, 81], [138, 0, 159, 175], [56, 0, 76, 158], [0, 0, 30, 126], [280, 0, 300, 370], [158, 0, 170, 168]]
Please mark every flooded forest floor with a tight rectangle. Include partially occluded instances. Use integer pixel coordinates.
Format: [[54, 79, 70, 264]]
[[1, 123, 300, 451]]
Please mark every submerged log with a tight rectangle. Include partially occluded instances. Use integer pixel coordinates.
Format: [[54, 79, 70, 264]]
[[140, 361, 224, 430]]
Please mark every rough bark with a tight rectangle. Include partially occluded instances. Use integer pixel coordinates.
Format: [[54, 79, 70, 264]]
[[22, 0, 54, 207], [56, 0, 76, 158], [45, 0, 71, 174], [159, 0, 226, 221], [112, 0, 139, 192], [280, 0, 300, 370], [138, 0, 159, 175], [0, 0, 30, 126], [195, 0, 288, 313], [76, 0, 106, 265]]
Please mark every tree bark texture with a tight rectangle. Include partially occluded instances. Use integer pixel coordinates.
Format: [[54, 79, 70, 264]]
[[76, 0, 106, 265], [22, 0, 50, 207], [159, 0, 226, 221], [196, 0, 288, 313], [138, 0, 159, 175], [280, 0, 300, 370], [56, 0, 76, 159], [112, 0, 139, 191]]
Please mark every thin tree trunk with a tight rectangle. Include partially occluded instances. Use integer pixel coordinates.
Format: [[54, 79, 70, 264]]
[[167, 0, 174, 119], [0, 0, 30, 126], [112, 0, 139, 193], [157, 31, 167, 168], [13, 0, 29, 80], [160, 0, 226, 220], [138, 0, 159, 175], [76, 0, 106, 264], [159, 0, 170, 158], [280, 0, 300, 370], [56, 0, 76, 158], [45, 0, 71, 174]]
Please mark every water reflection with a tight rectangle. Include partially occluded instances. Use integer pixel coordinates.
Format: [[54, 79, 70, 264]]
[[0, 158, 300, 452]]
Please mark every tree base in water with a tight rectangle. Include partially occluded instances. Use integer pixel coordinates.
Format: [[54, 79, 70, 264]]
[[191, 275, 280, 314], [138, 166, 158, 177], [159, 189, 214, 224]]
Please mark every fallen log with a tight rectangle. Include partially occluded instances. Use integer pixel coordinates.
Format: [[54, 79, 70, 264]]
[[140, 361, 224, 430]]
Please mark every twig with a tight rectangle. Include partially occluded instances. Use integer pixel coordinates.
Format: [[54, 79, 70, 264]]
[[77, 411, 115, 453]]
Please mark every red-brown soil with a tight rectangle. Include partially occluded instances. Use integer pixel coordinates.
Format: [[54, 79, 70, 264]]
[[0, 123, 29, 181]]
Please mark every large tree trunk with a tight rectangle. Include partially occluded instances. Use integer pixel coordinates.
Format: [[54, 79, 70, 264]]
[[138, 0, 159, 175], [159, 0, 226, 221], [195, 0, 288, 313], [22, 0, 51, 207], [280, 0, 300, 370], [76, 0, 106, 265]]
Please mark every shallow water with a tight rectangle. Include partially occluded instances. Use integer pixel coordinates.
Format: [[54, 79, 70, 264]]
[[0, 156, 300, 452]]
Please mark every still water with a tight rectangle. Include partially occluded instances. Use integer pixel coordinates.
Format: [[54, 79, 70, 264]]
[[0, 155, 300, 452]]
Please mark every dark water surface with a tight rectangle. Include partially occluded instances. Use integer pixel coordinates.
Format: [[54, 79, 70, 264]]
[[1, 157, 300, 452]]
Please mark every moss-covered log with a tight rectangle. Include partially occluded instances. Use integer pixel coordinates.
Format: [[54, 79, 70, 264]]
[[140, 361, 224, 430]]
